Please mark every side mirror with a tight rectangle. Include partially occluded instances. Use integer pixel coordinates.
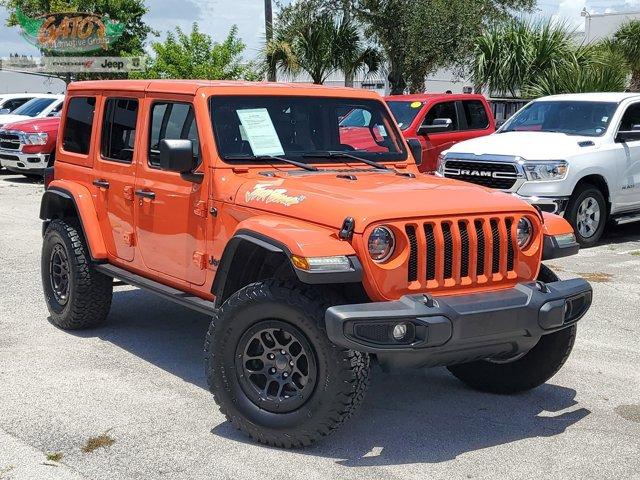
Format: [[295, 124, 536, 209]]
[[616, 130, 640, 143], [407, 138, 422, 166], [417, 118, 453, 135], [159, 139, 196, 173], [0, 108, 10, 115]]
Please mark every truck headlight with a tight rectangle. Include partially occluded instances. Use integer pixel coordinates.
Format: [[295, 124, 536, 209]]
[[517, 217, 534, 249], [368, 226, 395, 262], [20, 132, 48, 145], [436, 153, 446, 176], [523, 161, 568, 181]]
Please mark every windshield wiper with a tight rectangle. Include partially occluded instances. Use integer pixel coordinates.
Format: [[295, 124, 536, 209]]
[[225, 154, 318, 171], [302, 151, 389, 170]]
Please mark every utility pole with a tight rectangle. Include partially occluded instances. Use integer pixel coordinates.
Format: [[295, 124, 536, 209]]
[[265, 0, 276, 82]]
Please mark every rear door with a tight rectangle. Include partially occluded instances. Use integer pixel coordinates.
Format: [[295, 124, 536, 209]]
[[93, 95, 141, 262], [133, 95, 208, 286], [459, 99, 493, 141]]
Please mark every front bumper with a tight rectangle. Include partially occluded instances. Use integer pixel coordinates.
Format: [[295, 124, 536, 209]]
[[0, 149, 49, 173], [512, 193, 569, 215], [326, 278, 592, 370]]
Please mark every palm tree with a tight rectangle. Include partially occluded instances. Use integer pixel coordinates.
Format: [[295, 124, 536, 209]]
[[265, 6, 379, 85], [475, 18, 628, 98], [613, 20, 640, 91]]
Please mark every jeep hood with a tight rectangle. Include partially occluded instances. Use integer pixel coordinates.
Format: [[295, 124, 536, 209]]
[[447, 131, 602, 160], [234, 170, 536, 233]]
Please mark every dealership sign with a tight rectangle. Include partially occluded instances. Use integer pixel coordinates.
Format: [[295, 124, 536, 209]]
[[16, 8, 124, 52], [0, 56, 146, 73]]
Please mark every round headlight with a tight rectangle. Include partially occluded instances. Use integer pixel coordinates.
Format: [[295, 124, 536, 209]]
[[517, 217, 533, 249], [368, 226, 395, 262]]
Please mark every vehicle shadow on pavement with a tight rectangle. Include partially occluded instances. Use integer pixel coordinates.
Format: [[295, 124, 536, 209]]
[[598, 223, 640, 246], [73, 288, 591, 466]]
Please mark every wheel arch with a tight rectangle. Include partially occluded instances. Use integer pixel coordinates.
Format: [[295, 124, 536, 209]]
[[211, 229, 363, 308], [40, 182, 107, 261], [572, 174, 611, 213]]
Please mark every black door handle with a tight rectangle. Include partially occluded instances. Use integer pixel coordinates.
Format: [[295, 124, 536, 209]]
[[135, 189, 155, 200], [92, 179, 110, 189]]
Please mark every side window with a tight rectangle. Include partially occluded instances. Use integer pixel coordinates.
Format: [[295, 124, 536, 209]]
[[101, 98, 139, 162], [462, 100, 489, 130], [63, 97, 96, 155], [619, 103, 640, 131], [4, 98, 30, 111], [422, 101, 458, 130], [148, 102, 199, 167]]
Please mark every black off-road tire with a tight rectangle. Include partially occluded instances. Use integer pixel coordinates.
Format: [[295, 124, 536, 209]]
[[565, 183, 607, 247], [42, 219, 113, 329], [204, 279, 370, 448], [447, 265, 577, 394]]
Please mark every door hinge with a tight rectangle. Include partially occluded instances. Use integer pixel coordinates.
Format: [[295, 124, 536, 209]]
[[123, 232, 135, 247], [193, 251, 207, 270], [194, 200, 207, 218]]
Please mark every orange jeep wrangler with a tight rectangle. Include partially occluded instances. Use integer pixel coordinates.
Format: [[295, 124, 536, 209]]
[[40, 80, 592, 447]]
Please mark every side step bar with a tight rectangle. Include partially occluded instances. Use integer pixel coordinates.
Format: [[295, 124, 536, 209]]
[[613, 212, 640, 225], [95, 264, 215, 316]]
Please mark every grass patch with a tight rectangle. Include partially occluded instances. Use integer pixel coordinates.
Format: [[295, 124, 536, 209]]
[[81, 434, 115, 453], [579, 272, 613, 283], [46, 452, 63, 462]]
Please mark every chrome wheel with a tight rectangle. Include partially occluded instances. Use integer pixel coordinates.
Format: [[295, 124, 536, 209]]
[[235, 320, 317, 413], [49, 244, 70, 305], [576, 196, 601, 239]]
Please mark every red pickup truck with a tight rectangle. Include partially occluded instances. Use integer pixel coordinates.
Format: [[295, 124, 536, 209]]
[[385, 94, 495, 172], [0, 116, 59, 177]]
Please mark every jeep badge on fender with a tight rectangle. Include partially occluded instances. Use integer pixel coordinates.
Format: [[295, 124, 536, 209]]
[[40, 80, 592, 448]]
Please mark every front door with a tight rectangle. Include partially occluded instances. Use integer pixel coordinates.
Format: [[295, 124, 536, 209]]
[[418, 100, 464, 171], [93, 95, 139, 262], [133, 96, 208, 285], [614, 101, 640, 211]]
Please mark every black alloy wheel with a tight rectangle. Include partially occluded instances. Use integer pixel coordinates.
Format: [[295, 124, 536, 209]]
[[235, 320, 317, 413]]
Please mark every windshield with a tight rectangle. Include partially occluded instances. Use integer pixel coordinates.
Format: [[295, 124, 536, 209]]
[[500, 100, 617, 137], [386, 100, 424, 130], [210, 95, 407, 163], [11, 97, 57, 117]]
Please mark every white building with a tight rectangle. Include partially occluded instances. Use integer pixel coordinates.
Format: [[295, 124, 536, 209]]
[[583, 10, 640, 43], [0, 70, 66, 94]]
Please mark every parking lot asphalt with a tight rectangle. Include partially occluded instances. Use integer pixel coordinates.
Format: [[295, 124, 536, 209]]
[[0, 171, 638, 480]]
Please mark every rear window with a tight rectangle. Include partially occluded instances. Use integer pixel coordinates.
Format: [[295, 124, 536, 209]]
[[12, 97, 56, 117], [63, 97, 96, 155], [462, 100, 489, 130]]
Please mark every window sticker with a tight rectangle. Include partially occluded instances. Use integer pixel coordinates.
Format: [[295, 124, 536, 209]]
[[410, 101, 422, 108], [601, 116, 608, 123], [236, 108, 284, 156], [377, 124, 387, 137]]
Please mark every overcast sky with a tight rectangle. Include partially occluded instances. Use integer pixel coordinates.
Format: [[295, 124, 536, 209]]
[[1, 0, 640, 59]]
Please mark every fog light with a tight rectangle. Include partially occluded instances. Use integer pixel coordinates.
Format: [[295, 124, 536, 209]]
[[392, 323, 408, 341]]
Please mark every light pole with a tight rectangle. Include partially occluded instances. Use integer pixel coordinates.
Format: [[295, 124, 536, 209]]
[[265, 0, 276, 81], [581, 7, 592, 43]]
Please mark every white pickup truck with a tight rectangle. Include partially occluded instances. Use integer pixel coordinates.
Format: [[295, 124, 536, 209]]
[[437, 93, 640, 246]]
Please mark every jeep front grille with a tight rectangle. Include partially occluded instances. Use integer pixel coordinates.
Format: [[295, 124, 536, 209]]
[[0, 132, 21, 151], [403, 215, 520, 289], [444, 159, 519, 189]]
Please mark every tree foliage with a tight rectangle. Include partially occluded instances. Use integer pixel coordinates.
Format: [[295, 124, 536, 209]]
[[266, 1, 380, 85], [474, 18, 629, 98], [613, 20, 640, 91], [142, 23, 261, 81], [356, 0, 536, 94]]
